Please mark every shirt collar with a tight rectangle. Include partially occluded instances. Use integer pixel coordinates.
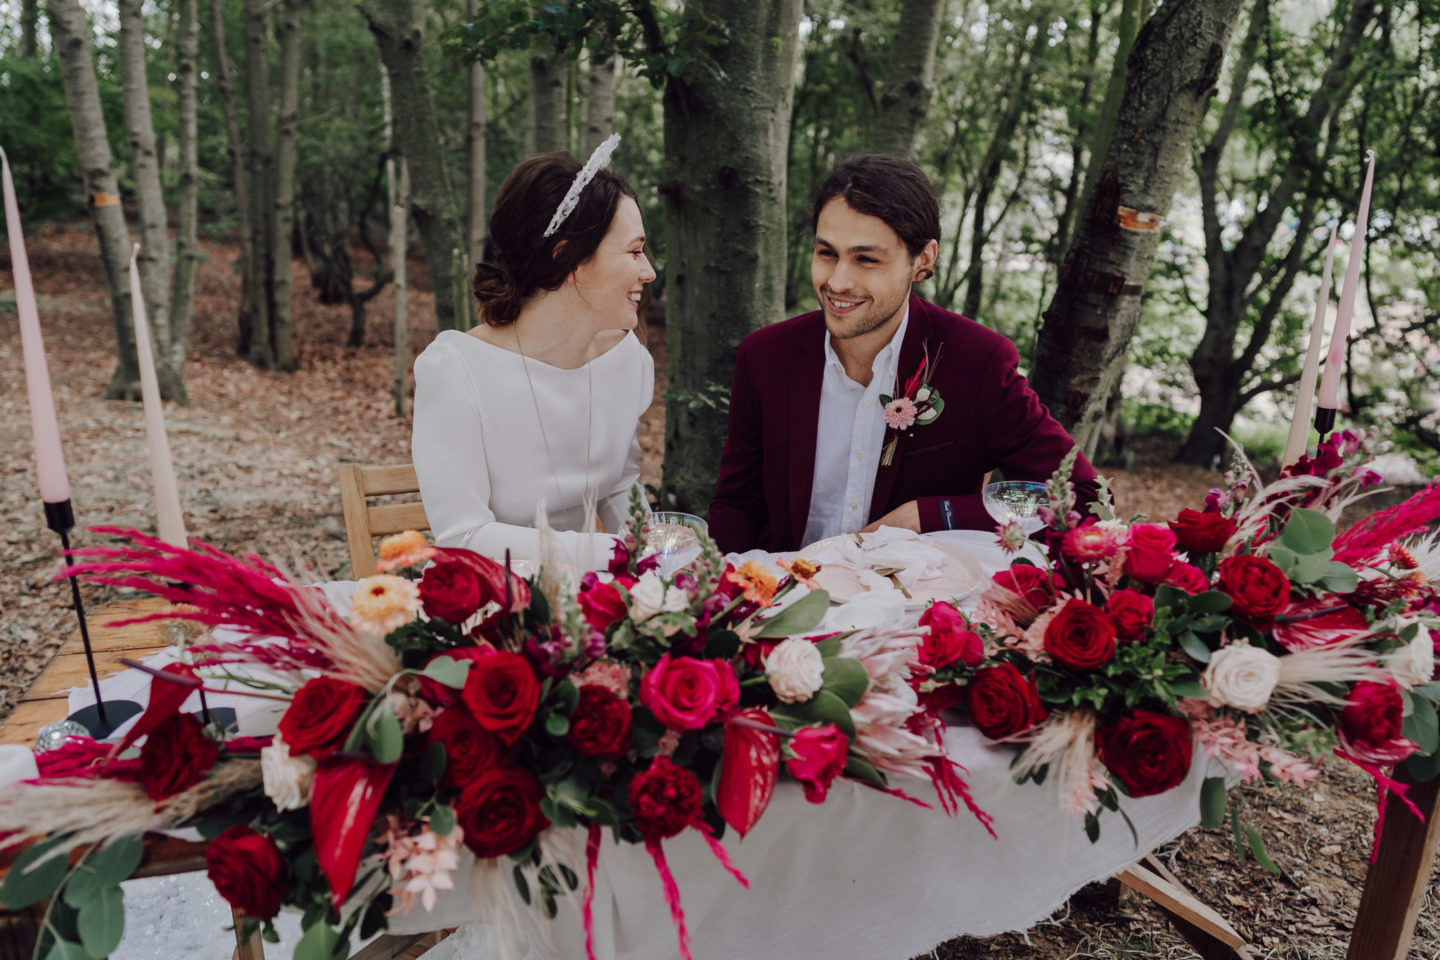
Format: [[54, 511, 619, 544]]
[[821, 305, 910, 380]]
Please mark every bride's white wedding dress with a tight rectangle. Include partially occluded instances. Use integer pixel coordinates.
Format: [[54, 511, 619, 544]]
[[411, 329, 654, 570]]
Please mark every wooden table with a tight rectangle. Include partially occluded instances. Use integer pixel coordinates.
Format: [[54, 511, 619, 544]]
[[1, 600, 1436, 959]]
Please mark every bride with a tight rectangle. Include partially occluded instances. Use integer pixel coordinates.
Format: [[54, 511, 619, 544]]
[[411, 136, 656, 569]]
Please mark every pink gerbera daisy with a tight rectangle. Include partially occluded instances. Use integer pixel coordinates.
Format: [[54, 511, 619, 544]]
[[883, 397, 918, 430]]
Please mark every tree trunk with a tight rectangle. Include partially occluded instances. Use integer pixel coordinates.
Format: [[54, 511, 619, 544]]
[[170, 0, 200, 373], [47, 0, 140, 399], [20, 0, 39, 57], [242, 0, 275, 366], [1177, 0, 1378, 466], [117, 0, 185, 402], [268, 0, 304, 371], [386, 73, 411, 419], [870, 0, 946, 158], [582, 49, 619, 155], [529, 43, 568, 153], [209, 0, 256, 353], [658, 0, 803, 514], [465, 0, 486, 269], [1030, 0, 1246, 458], [1073, 0, 1143, 245], [363, 0, 469, 333]]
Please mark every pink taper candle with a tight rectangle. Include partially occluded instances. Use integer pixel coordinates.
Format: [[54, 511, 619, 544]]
[[1317, 150, 1377, 410], [2, 147, 72, 504], [1281, 222, 1340, 469], [128, 244, 188, 546]]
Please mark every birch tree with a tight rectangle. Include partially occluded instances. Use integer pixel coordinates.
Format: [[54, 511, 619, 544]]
[[209, 0, 255, 350], [171, 0, 200, 372], [529, 42, 568, 153], [582, 50, 619, 155], [466, 0, 486, 268], [242, 0, 274, 365], [268, 0, 305, 371], [871, 0, 947, 159]]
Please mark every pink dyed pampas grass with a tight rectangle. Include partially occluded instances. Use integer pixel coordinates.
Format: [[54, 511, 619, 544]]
[[1333, 482, 1440, 567]]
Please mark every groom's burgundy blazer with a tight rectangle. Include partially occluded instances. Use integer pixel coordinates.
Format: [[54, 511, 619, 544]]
[[708, 295, 1100, 554]]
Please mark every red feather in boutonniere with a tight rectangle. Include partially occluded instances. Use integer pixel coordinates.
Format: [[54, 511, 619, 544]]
[[879, 342, 944, 466]]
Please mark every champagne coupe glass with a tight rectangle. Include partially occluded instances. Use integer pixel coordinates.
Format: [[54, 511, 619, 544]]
[[982, 481, 1050, 535], [641, 512, 707, 577]]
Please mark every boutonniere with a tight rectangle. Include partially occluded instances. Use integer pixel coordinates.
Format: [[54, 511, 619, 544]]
[[879, 343, 944, 466]]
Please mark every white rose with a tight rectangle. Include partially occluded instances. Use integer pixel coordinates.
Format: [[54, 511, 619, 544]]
[[1202, 643, 1281, 713], [1388, 631, 1434, 689], [766, 638, 825, 704], [261, 738, 317, 811], [628, 571, 667, 621]]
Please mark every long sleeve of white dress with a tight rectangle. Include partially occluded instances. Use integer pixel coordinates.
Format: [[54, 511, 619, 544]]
[[410, 330, 654, 571]]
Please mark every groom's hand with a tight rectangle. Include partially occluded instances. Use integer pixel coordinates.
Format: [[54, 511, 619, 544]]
[[861, 501, 920, 534]]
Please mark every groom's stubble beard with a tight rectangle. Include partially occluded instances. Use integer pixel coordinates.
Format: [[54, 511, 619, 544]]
[[821, 280, 913, 342]]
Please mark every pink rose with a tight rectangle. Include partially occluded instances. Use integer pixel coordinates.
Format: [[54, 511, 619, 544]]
[[785, 724, 850, 803], [1123, 524, 1177, 583], [640, 655, 725, 731], [1163, 561, 1210, 596], [918, 601, 983, 669]]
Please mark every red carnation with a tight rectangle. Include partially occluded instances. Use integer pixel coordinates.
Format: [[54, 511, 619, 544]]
[[918, 601, 983, 669], [785, 725, 850, 803], [1169, 509, 1238, 554], [426, 707, 505, 789], [567, 684, 633, 759], [1043, 598, 1117, 670], [278, 676, 369, 760], [967, 664, 1047, 740], [206, 825, 287, 919], [138, 713, 220, 800], [462, 651, 541, 745], [1097, 709, 1193, 798], [1338, 680, 1404, 746], [456, 767, 550, 859], [627, 756, 703, 840], [1217, 555, 1291, 624], [1106, 589, 1154, 642]]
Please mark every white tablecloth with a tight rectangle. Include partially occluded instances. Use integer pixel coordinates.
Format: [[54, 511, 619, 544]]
[[66, 532, 1212, 960]]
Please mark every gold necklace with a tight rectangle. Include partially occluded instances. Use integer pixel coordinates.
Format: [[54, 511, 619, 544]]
[[513, 325, 595, 522]]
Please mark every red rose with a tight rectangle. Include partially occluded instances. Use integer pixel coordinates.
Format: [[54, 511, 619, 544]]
[[279, 676, 369, 760], [417, 646, 494, 707], [785, 725, 850, 803], [456, 767, 550, 859], [426, 706, 504, 788], [1123, 524, 1177, 583], [567, 685, 633, 759], [462, 651, 541, 745], [419, 557, 486, 625], [627, 756, 703, 840], [712, 659, 740, 717], [1169, 509, 1238, 554], [1106, 589, 1154, 642], [1274, 597, 1369, 651], [138, 713, 219, 800], [1163, 561, 1210, 596], [1043, 598, 1117, 670], [1339, 680, 1404, 745], [918, 683, 968, 715], [992, 566, 1061, 613], [206, 825, 287, 919], [1217, 555, 1291, 624], [967, 664, 1047, 740], [918, 601, 983, 669], [640, 655, 724, 731], [579, 580, 629, 633], [1097, 709, 1193, 798]]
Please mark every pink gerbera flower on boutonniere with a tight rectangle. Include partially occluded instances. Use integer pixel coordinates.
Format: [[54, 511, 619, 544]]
[[883, 397, 918, 431]]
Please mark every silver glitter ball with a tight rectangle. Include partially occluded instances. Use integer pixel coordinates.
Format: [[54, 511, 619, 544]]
[[34, 719, 92, 752]]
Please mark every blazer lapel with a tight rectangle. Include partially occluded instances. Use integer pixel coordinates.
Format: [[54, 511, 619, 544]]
[[869, 296, 932, 522], [788, 329, 825, 548]]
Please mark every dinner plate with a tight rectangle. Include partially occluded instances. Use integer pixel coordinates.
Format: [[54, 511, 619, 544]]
[[797, 534, 986, 609]]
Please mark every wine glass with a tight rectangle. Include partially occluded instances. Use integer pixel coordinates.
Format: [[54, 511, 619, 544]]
[[983, 480, 1050, 535], [641, 512, 707, 577]]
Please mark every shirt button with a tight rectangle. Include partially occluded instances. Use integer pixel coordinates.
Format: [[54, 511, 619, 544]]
[[849, 501, 859, 510], [855, 452, 864, 461]]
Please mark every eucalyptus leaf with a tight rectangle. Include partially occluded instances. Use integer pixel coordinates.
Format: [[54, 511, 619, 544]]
[[1200, 777, 1228, 829], [553, 679, 579, 715], [545, 713, 570, 737], [422, 742, 448, 784], [1169, 680, 1209, 701], [84, 835, 144, 888], [0, 834, 72, 909], [368, 709, 404, 764], [42, 942, 89, 960], [754, 590, 830, 638], [431, 804, 457, 837], [1291, 552, 1334, 584], [820, 657, 870, 708], [842, 756, 887, 789], [1266, 544, 1299, 576], [294, 920, 342, 960], [1319, 562, 1360, 594], [1178, 630, 1212, 663], [1279, 508, 1335, 555], [76, 885, 124, 959], [814, 638, 843, 658], [1405, 747, 1440, 782], [1403, 696, 1440, 756], [419, 656, 471, 690], [1187, 591, 1233, 615]]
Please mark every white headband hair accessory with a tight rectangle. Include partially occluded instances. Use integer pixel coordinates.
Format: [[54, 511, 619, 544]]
[[542, 133, 622, 239]]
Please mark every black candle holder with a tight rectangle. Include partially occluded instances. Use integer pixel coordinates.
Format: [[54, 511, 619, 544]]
[[1314, 405, 1337, 445], [46, 499, 142, 739]]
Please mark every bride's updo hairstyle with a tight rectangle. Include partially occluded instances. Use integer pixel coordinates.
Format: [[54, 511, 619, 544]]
[[472, 151, 638, 326]]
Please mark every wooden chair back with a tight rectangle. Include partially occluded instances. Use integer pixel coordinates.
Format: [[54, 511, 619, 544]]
[[337, 463, 430, 578]]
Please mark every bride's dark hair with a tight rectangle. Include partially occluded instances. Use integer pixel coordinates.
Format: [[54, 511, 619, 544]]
[[472, 152, 637, 326]]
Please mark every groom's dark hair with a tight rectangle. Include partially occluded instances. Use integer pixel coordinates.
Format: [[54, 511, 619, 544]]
[[810, 155, 940, 260]]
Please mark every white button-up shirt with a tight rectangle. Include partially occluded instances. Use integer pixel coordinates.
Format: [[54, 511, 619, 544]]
[[801, 309, 909, 546]]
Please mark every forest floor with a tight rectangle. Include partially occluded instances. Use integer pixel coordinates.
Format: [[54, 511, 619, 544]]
[[1, 225, 1438, 959]]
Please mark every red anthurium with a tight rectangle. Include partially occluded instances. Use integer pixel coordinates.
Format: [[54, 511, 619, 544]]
[[112, 662, 202, 756], [717, 709, 780, 838], [309, 755, 397, 907]]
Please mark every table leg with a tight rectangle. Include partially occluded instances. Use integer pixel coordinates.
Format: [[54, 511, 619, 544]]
[[232, 908, 266, 960], [0, 905, 42, 960], [1346, 768, 1440, 960]]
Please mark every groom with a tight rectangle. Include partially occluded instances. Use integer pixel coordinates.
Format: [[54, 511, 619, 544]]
[[708, 154, 1099, 554]]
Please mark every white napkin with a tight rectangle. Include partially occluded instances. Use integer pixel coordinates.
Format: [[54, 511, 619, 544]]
[[0, 745, 39, 792], [804, 526, 945, 590], [819, 590, 909, 632]]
